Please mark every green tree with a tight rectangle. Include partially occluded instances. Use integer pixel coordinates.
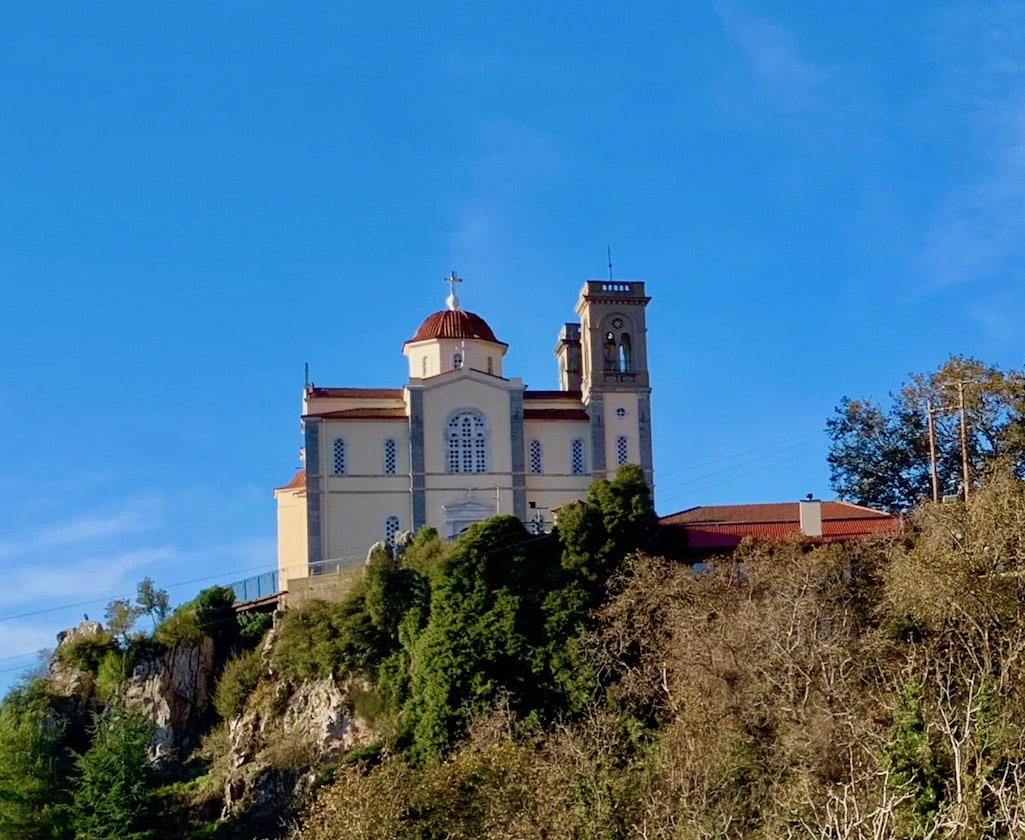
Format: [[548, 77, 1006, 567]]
[[71, 701, 158, 840], [104, 598, 141, 643], [884, 682, 947, 836], [402, 515, 557, 764], [557, 463, 657, 592], [827, 356, 1025, 511], [135, 578, 170, 629], [0, 682, 74, 839]]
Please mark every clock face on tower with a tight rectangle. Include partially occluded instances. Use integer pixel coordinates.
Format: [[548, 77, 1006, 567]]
[[611, 317, 624, 330]]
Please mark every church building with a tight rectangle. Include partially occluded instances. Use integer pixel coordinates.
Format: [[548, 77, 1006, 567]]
[[274, 275, 653, 590]]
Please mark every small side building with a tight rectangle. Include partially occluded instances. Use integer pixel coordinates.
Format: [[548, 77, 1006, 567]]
[[659, 499, 901, 560]]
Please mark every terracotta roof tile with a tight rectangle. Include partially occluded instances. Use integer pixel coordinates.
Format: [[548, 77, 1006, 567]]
[[524, 390, 583, 400], [274, 469, 306, 492], [661, 501, 894, 525], [660, 500, 901, 549], [306, 387, 404, 399], [405, 310, 506, 346], [306, 408, 408, 420], [524, 408, 590, 421]]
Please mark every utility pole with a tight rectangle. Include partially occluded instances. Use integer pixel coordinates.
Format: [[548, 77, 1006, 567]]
[[958, 380, 970, 501], [926, 399, 940, 503]]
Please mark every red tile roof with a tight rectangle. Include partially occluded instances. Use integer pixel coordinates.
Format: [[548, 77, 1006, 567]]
[[405, 310, 506, 346], [524, 408, 590, 421], [660, 501, 901, 550], [663, 501, 892, 525], [524, 390, 583, 400], [306, 387, 403, 399], [305, 408, 408, 420], [275, 469, 307, 492]]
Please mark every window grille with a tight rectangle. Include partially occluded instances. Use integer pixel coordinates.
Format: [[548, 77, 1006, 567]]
[[616, 435, 629, 466], [529, 439, 543, 474], [445, 410, 489, 473], [571, 438, 586, 475], [384, 516, 400, 546], [332, 438, 346, 474], [384, 438, 397, 475], [453, 351, 463, 370]]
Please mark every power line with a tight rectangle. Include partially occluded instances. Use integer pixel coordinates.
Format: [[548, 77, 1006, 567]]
[[657, 429, 827, 479], [658, 443, 830, 507], [0, 561, 279, 624], [657, 438, 827, 495]]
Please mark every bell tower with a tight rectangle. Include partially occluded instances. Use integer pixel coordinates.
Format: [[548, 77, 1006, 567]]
[[575, 281, 653, 488]]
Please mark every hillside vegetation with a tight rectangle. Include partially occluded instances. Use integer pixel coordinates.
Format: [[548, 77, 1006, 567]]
[[6, 464, 1025, 838]]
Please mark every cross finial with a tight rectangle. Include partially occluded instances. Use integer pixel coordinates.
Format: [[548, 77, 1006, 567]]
[[444, 270, 462, 311]]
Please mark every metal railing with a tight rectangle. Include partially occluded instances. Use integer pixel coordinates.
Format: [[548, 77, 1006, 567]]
[[227, 571, 279, 603], [309, 556, 363, 576]]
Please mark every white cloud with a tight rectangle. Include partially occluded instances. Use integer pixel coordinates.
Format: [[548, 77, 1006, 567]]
[[714, 1, 825, 111], [0, 511, 151, 560], [447, 118, 561, 278], [918, 4, 1025, 310], [0, 548, 174, 612]]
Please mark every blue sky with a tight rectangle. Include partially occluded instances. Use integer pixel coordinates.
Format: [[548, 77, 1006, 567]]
[[1, 1, 1024, 691]]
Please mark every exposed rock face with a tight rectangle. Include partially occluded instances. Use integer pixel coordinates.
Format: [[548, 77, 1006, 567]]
[[222, 675, 373, 820], [124, 638, 216, 758], [49, 621, 216, 758], [49, 620, 106, 697]]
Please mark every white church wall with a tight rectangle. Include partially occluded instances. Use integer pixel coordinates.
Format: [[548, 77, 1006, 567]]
[[322, 484, 411, 565], [275, 486, 309, 589], [321, 419, 409, 477], [602, 392, 643, 476], [419, 377, 517, 476], [404, 337, 507, 380]]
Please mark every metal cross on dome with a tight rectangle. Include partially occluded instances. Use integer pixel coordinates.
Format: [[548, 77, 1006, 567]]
[[444, 270, 462, 310]]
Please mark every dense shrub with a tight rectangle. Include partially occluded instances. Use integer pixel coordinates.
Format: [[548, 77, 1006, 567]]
[[213, 649, 263, 721], [271, 594, 389, 682], [56, 632, 118, 675]]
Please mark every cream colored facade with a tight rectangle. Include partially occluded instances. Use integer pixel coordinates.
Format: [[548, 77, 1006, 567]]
[[275, 279, 653, 590]]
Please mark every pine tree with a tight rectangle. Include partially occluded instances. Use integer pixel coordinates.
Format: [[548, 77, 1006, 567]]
[[71, 701, 157, 840]]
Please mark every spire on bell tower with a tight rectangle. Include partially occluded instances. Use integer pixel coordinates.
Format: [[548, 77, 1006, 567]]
[[444, 271, 462, 311]]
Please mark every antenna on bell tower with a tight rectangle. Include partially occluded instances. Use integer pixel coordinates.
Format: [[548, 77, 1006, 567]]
[[607, 245, 614, 282]]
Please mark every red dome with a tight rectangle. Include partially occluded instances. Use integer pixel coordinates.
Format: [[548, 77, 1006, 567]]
[[405, 309, 505, 346]]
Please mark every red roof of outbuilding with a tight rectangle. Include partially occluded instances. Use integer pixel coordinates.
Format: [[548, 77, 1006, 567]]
[[660, 501, 901, 550], [663, 501, 891, 525], [405, 310, 506, 346]]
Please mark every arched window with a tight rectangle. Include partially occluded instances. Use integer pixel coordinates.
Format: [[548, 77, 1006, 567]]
[[332, 438, 346, 474], [616, 435, 630, 467], [603, 315, 634, 374], [452, 351, 463, 370], [445, 409, 489, 473], [383, 438, 397, 475], [571, 438, 586, 475], [384, 516, 401, 546], [529, 439, 543, 474], [422, 356, 428, 377], [486, 356, 494, 375], [603, 332, 617, 372]]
